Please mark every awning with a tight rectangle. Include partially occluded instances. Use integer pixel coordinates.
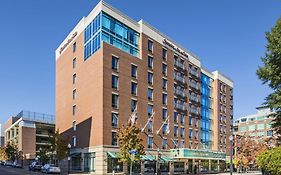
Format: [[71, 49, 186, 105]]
[[70, 152, 81, 157], [141, 155, 155, 161], [160, 156, 173, 162], [107, 152, 118, 158]]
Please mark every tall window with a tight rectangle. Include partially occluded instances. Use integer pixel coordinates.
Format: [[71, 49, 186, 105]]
[[162, 48, 167, 59], [162, 108, 167, 120], [148, 56, 153, 69], [148, 104, 153, 116], [73, 89, 77, 100], [73, 105, 76, 116], [162, 93, 167, 105], [73, 58, 76, 69], [180, 128, 184, 138], [148, 72, 153, 85], [112, 113, 118, 128], [112, 56, 118, 71], [174, 126, 178, 137], [180, 140, 184, 148], [162, 63, 167, 75], [73, 42, 76, 52], [73, 73, 77, 84], [131, 65, 137, 78], [148, 40, 153, 52], [148, 136, 153, 149], [131, 82, 137, 96], [148, 88, 153, 101], [174, 112, 178, 123], [162, 78, 167, 90], [189, 117, 193, 125], [112, 75, 118, 89], [162, 138, 167, 149], [148, 120, 153, 133], [131, 100, 137, 112], [112, 94, 118, 109], [73, 121, 76, 131], [180, 114, 184, 124], [112, 132, 117, 146], [73, 136, 77, 147]]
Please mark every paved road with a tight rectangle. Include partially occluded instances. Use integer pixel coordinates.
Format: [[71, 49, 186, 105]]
[[0, 165, 42, 175]]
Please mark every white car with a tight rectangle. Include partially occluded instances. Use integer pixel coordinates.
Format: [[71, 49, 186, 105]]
[[42, 164, 61, 174]]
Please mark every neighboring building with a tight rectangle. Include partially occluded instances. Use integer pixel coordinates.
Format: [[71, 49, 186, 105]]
[[233, 106, 275, 142], [4, 110, 55, 161], [56, 1, 233, 174], [0, 124, 4, 147]]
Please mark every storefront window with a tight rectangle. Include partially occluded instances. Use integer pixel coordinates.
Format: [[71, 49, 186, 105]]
[[107, 157, 123, 173], [84, 153, 95, 172]]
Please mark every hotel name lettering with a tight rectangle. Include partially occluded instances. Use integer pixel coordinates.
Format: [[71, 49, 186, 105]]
[[59, 32, 78, 54], [163, 39, 189, 58]]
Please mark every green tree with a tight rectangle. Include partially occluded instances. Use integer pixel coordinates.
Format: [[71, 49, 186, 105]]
[[257, 146, 281, 175], [5, 142, 18, 161], [257, 17, 281, 141], [49, 130, 69, 161], [0, 147, 8, 161], [117, 124, 145, 164]]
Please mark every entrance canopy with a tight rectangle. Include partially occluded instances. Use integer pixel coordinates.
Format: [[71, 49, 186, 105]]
[[170, 148, 226, 160]]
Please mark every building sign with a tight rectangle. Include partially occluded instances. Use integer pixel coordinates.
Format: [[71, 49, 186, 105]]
[[163, 39, 189, 58], [59, 32, 78, 54], [170, 149, 226, 160]]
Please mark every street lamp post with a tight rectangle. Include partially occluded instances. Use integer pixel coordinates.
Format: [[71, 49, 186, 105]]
[[67, 144, 71, 174], [229, 135, 233, 175]]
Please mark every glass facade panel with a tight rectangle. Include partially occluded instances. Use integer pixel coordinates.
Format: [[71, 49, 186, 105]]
[[248, 124, 256, 131]]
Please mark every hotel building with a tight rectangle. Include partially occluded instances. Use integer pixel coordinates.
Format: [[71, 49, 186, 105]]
[[56, 1, 233, 174], [233, 106, 275, 142], [3, 111, 55, 163]]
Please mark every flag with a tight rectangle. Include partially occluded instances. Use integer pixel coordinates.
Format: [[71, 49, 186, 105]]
[[129, 107, 137, 125], [141, 112, 154, 132], [165, 118, 170, 134]]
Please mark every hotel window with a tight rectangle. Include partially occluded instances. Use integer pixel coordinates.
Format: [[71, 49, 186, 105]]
[[148, 88, 153, 101], [180, 140, 184, 148], [131, 99, 137, 112], [180, 114, 184, 124], [257, 124, 265, 130], [162, 48, 167, 59], [148, 72, 153, 85], [73, 136, 77, 147], [73, 121, 76, 131], [112, 132, 117, 146], [189, 129, 192, 138], [174, 112, 178, 123], [73, 42, 76, 52], [73, 73, 76, 84], [148, 136, 153, 149], [73, 89, 77, 100], [240, 126, 247, 132], [112, 113, 118, 128], [131, 82, 137, 96], [267, 130, 273, 137], [249, 125, 255, 131], [148, 120, 153, 133], [180, 127, 184, 138], [194, 131, 198, 140], [162, 78, 167, 90], [112, 56, 118, 71], [73, 105, 76, 116], [162, 63, 167, 75], [112, 75, 118, 90], [162, 138, 167, 149], [162, 108, 167, 120], [174, 126, 178, 137], [189, 117, 193, 125], [73, 58, 76, 69], [258, 132, 264, 137], [162, 93, 167, 105], [194, 118, 198, 127], [112, 94, 118, 109], [148, 40, 153, 52], [148, 104, 153, 116], [148, 56, 153, 69], [173, 139, 178, 149], [131, 65, 137, 78]]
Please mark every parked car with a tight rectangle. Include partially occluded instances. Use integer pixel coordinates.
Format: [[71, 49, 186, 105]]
[[4, 161, 13, 166], [29, 161, 42, 171], [12, 161, 23, 168], [0, 160, 5, 165], [41, 164, 61, 174]]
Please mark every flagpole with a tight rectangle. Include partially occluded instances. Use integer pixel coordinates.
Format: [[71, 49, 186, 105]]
[[156, 115, 169, 135], [141, 112, 155, 132], [128, 107, 137, 124]]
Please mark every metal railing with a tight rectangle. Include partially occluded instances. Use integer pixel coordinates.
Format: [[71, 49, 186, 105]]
[[174, 102, 186, 111], [189, 81, 199, 90], [17, 110, 55, 124], [174, 88, 186, 98], [189, 94, 199, 102], [189, 69, 199, 77], [190, 108, 199, 115], [174, 74, 186, 84], [174, 60, 185, 70]]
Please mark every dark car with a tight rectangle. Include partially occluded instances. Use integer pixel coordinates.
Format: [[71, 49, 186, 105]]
[[29, 161, 42, 171]]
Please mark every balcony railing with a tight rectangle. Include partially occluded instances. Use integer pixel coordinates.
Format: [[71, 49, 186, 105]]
[[174, 88, 186, 98], [174, 60, 185, 70], [174, 74, 186, 84], [174, 102, 186, 111], [190, 108, 199, 115], [189, 69, 199, 77], [189, 94, 199, 103], [189, 81, 199, 90]]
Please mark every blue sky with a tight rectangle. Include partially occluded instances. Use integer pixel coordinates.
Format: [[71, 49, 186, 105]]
[[0, 0, 280, 125]]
